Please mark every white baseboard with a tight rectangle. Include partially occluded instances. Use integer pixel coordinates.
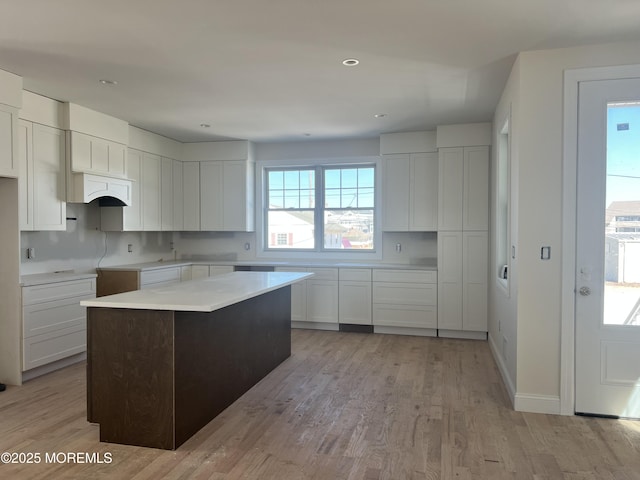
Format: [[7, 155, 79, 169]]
[[373, 326, 437, 337], [488, 333, 516, 407], [291, 321, 339, 331], [514, 393, 561, 415], [22, 352, 86, 383], [438, 329, 487, 340]]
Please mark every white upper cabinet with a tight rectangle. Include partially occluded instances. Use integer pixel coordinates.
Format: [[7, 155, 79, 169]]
[[438, 147, 464, 231], [141, 152, 161, 231], [184, 140, 255, 232], [382, 154, 410, 231], [199, 161, 224, 231], [161, 157, 174, 231], [382, 152, 438, 231], [0, 69, 22, 178], [438, 146, 489, 231], [200, 159, 254, 232], [67, 131, 127, 178], [182, 162, 200, 231], [101, 149, 163, 231], [18, 120, 66, 231], [0, 104, 19, 178], [62, 103, 129, 179], [172, 160, 184, 231], [463, 146, 490, 231]]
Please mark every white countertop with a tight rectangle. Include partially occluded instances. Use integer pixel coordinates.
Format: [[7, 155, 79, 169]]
[[81, 271, 314, 312], [21, 271, 98, 287]]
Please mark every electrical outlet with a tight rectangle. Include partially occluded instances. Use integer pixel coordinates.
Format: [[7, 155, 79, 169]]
[[395, 243, 402, 253], [244, 242, 251, 251], [26, 247, 35, 259], [127, 244, 133, 253]]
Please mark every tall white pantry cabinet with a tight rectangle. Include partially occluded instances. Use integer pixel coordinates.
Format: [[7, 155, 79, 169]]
[[437, 143, 489, 338]]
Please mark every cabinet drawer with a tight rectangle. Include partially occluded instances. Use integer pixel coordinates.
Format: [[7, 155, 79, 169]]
[[209, 265, 234, 276], [373, 304, 437, 329], [23, 325, 86, 371], [140, 267, 181, 287], [372, 269, 436, 284], [373, 282, 437, 305], [306, 268, 339, 281], [23, 278, 96, 305], [23, 295, 91, 338], [339, 268, 371, 282]]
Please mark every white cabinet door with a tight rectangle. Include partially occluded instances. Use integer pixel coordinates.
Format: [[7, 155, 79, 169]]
[[32, 124, 66, 230], [124, 149, 143, 230], [172, 160, 184, 231], [161, 157, 174, 231], [275, 267, 307, 322], [182, 162, 200, 231], [410, 152, 438, 231], [200, 161, 223, 231], [18, 121, 66, 231], [191, 265, 210, 280], [382, 154, 410, 231], [68, 131, 126, 177], [141, 152, 161, 231], [438, 147, 464, 231], [307, 279, 339, 324], [339, 281, 372, 325], [463, 146, 489, 231], [223, 160, 254, 231], [18, 120, 33, 230], [437, 231, 463, 330], [462, 231, 488, 332], [200, 160, 254, 232], [0, 104, 18, 177]]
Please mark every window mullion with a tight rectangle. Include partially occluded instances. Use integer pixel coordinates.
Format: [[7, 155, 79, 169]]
[[316, 165, 324, 252]]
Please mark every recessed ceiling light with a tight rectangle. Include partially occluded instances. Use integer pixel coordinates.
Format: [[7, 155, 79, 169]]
[[99, 79, 118, 85], [303, 133, 311, 137], [342, 58, 359, 66], [374, 113, 387, 118], [200, 123, 211, 128]]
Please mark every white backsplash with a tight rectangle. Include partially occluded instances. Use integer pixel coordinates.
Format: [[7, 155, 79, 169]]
[[20, 203, 175, 275]]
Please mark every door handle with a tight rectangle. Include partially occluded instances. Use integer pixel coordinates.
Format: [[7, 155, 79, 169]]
[[579, 286, 591, 296]]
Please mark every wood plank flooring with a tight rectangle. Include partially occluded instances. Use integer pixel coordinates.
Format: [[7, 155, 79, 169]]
[[1, 329, 639, 479]]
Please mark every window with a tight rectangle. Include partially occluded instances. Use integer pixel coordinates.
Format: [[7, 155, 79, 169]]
[[496, 116, 511, 290], [265, 165, 376, 251]]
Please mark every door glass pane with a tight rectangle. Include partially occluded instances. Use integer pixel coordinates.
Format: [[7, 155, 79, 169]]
[[605, 102, 640, 325]]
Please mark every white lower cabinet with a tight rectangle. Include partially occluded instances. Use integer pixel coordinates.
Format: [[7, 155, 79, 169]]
[[22, 277, 96, 371], [305, 268, 339, 326], [140, 266, 181, 289], [191, 264, 234, 280], [338, 268, 372, 325], [275, 267, 338, 329], [437, 230, 488, 338], [372, 269, 438, 336]]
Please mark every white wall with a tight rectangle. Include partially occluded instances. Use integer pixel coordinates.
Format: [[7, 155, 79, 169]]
[[491, 39, 640, 413], [20, 203, 174, 275], [489, 55, 520, 404]]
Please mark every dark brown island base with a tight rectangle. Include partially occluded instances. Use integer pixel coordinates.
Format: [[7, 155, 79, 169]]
[[83, 271, 312, 450]]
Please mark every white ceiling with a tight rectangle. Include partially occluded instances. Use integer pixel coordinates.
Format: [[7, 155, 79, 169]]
[[2, 0, 640, 143]]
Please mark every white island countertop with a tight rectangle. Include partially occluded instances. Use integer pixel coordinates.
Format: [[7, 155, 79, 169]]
[[81, 271, 313, 312]]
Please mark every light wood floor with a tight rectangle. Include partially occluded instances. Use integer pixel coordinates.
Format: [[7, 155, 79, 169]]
[[1, 330, 639, 479]]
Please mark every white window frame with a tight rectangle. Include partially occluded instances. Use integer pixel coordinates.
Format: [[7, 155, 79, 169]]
[[256, 156, 382, 261]]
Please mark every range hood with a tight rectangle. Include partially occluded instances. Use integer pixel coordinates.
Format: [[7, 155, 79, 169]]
[[68, 172, 132, 206]]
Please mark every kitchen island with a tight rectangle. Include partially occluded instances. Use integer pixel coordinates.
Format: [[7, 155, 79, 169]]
[[82, 271, 313, 450]]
